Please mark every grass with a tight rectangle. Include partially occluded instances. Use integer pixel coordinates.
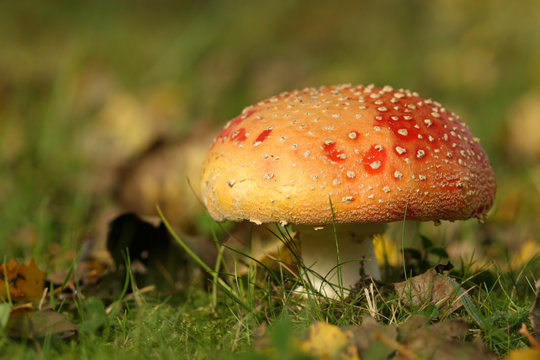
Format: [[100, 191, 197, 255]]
[[1, 0, 540, 358], [0, 222, 537, 358]]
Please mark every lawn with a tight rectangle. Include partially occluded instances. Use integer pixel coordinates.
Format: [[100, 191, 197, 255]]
[[1, 0, 539, 358]]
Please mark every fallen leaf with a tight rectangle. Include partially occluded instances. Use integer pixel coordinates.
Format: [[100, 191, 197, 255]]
[[505, 348, 540, 360], [512, 241, 540, 269], [396, 315, 497, 360], [394, 268, 463, 313], [47, 208, 120, 291], [0, 259, 47, 301], [373, 234, 399, 266], [300, 322, 360, 360], [255, 315, 496, 360], [348, 317, 396, 359], [252, 316, 306, 359], [6, 307, 77, 338]]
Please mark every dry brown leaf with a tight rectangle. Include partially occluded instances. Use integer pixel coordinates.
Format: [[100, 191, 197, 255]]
[[394, 268, 463, 313], [256, 315, 496, 360], [396, 315, 497, 360], [0, 259, 47, 301], [7, 305, 77, 338], [348, 316, 396, 359], [301, 316, 495, 360]]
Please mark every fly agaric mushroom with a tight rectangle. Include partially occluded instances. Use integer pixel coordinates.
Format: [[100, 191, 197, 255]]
[[201, 84, 496, 296]]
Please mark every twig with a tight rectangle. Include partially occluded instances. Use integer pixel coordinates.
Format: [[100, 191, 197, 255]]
[[38, 287, 48, 311], [519, 323, 540, 349], [364, 282, 379, 320]]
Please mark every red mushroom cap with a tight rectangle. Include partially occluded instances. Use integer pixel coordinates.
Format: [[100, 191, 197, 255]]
[[201, 84, 496, 225]]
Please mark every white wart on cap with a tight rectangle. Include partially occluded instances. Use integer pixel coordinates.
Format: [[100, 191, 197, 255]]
[[201, 84, 496, 226]]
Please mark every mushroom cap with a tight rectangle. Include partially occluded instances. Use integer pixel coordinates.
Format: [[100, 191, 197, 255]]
[[201, 84, 496, 225]]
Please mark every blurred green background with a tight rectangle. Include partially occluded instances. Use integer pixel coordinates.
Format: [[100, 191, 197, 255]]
[[1, 0, 540, 264]]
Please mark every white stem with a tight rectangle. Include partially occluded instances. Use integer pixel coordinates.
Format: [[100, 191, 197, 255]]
[[297, 223, 387, 297]]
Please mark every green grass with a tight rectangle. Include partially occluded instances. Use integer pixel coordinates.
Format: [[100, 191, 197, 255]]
[[1, 0, 540, 358], [0, 222, 537, 358]]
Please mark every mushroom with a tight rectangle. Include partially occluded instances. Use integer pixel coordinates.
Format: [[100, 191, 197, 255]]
[[200, 84, 496, 297]]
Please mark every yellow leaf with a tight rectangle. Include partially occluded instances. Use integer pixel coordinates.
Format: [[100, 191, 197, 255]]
[[512, 240, 540, 269], [373, 234, 399, 266], [506, 348, 540, 360], [0, 259, 47, 301], [300, 322, 360, 360]]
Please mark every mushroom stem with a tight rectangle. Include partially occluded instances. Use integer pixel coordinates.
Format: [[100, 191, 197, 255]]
[[297, 223, 386, 297]]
